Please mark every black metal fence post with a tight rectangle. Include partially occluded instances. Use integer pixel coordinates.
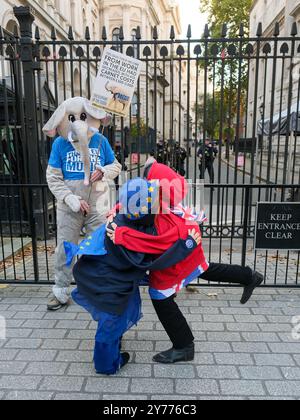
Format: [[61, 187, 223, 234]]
[[13, 6, 40, 281], [13, 6, 40, 184], [241, 186, 250, 267]]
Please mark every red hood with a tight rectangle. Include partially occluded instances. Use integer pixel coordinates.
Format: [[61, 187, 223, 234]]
[[147, 162, 188, 208]]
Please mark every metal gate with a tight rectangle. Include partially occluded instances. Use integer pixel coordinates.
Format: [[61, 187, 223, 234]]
[[0, 6, 299, 286]]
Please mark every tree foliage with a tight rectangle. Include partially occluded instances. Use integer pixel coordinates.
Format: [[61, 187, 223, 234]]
[[194, 92, 236, 140], [196, 0, 252, 139], [200, 0, 252, 37], [130, 119, 147, 139]]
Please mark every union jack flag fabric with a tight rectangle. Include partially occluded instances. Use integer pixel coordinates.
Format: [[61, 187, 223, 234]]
[[149, 263, 209, 300], [169, 204, 208, 225]]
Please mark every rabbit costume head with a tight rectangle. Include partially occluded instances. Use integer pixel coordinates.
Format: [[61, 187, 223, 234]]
[[43, 97, 111, 186]]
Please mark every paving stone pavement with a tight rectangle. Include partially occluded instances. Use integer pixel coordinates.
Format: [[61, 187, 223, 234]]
[[0, 284, 300, 400]]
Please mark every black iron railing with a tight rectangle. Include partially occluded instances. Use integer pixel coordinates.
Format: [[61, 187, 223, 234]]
[[0, 6, 299, 285], [0, 184, 298, 287]]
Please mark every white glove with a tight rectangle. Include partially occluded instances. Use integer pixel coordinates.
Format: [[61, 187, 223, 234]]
[[64, 194, 82, 213]]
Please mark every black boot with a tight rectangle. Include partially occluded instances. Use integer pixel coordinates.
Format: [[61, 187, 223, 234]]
[[241, 271, 264, 305], [153, 343, 195, 364], [120, 352, 130, 369]]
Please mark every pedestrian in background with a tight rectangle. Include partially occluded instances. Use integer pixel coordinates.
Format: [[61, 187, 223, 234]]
[[174, 141, 187, 177], [152, 139, 169, 165], [198, 139, 218, 184]]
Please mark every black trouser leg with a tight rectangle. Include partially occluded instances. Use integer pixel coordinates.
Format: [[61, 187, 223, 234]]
[[200, 262, 253, 286], [211, 164, 215, 184], [199, 163, 204, 179], [152, 295, 194, 350], [206, 162, 215, 184]]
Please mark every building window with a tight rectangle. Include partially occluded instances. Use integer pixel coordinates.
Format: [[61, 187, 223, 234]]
[[131, 28, 138, 58], [112, 28, 121, 52], [5, 20, 19, 37]]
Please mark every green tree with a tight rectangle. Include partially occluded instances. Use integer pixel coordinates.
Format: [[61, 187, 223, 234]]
[[198, 0, 252, 142], [130, 119, 147, 139], [200, 0, 252, 37], [194, 92, 235, 141]]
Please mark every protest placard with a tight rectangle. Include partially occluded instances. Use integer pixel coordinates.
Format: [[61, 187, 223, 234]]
[[91, 47, 143, 117]]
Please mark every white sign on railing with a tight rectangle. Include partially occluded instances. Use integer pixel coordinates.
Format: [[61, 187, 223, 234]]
[[91, 47, 143, 117]]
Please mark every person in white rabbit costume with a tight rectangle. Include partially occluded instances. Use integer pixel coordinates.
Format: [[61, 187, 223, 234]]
[[44, 97, 121, 311]]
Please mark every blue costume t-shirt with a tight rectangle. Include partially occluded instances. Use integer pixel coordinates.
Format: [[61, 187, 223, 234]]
[[48, 133, 115, 181]]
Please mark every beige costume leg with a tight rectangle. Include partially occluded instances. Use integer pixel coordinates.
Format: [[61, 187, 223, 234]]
[[84, 211, 107, 236], [53, 208, 83, 303]]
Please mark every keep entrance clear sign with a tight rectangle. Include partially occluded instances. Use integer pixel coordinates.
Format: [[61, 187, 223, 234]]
[[255, 202, 300, 250]]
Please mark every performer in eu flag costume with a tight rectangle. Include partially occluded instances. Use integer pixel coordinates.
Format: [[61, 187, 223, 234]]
[[65, 178, 201, 375]]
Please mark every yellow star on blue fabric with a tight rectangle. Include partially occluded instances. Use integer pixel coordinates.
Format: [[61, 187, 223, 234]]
[[64, 224, 107, 267]]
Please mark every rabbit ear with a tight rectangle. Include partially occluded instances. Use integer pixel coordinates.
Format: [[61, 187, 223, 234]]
[[83, 99, 107, 121], [42, 102, 67, 137]]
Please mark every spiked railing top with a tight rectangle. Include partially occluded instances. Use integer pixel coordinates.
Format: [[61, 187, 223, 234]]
[[136, 26, 141, 40], [204, 24, 210, 38], [68, 26, 74, 40], [187, 24, 192, 39], [51, 26, 56, 41], [119, 26, 124, 40], [102, 26, 107, 41], [34, 26, 40, 41], [256, 22, 263, 37], [291, 21, 298, 36], [85, 26, 90, 41], [274, 22, 280, 37], [239, 23, 244, 37], [170, 25, 175, 40], [221, 24, 227, 38]]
